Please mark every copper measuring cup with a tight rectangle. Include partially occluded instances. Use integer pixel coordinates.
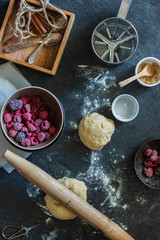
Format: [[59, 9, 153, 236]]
[[91, 0, 138, 64]]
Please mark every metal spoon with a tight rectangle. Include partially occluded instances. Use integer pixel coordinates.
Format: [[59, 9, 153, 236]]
[[119, 64, 155, 87], [4, 33, 62, 53]]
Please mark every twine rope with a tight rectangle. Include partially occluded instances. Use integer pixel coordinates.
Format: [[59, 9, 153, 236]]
[[13, 0, 67, 40]]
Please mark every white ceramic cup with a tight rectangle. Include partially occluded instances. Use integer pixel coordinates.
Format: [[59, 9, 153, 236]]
[[112, 94, 139, 122], [135, 57, 160, 87]]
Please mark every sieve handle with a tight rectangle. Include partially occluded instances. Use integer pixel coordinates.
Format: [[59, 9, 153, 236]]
[[117, 0, 132, 19]]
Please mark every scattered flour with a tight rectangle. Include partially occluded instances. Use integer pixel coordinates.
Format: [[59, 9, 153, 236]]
[[76, 151, 129, 210], [42, 230, 57, 240], [45, 217, 53, 225], [26, 183, 40, 198], [74, 65, 118, 117]]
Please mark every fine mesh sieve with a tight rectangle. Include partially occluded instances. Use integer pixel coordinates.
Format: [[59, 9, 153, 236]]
[[91, 0, 138, 64]]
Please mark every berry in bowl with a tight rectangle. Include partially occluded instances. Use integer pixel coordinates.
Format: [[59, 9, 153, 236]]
[[1, 87, 64, 151], [134, 139, 160, 189]]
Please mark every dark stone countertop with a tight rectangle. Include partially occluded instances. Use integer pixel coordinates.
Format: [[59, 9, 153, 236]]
[[0, 0, 160, 239]]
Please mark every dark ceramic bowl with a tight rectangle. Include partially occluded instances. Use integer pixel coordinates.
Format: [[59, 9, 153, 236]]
[[0, 86, 64, 151], [134, 139, 160, 190]]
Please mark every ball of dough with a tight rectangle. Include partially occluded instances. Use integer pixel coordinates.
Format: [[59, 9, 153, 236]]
[[78, 112, 115, 150], [44, 177, 87, 220]]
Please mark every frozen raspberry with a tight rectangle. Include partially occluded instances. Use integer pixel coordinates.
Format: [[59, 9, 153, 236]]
[[31, 137, 39, 145], [13, 114, 22, 123], [35, 127, 40, 134], [13, 122, 22, 131], [26, 122, 36, 132], [32, 133, 36, 137], [35, 119, 43, 127], [15, 109, 21, 115], [31, 96, 41, 104], [6, 121, 14, 130], [152, 150, 158, 156], [3, 113, 12, 123], [144, 149, 152, 157], [8, 129, 17, 137], [10, 110, 15, 117], [144, 160, 152, 167], [144, 167, 153, 177], [39, 106, 47, 112], [20, 96, 30, 105], [41, 120, 50, 131], [24, 103, 31, 112], [27, 132, 32, 137], [150, 155, 158, 161], [9, 99, 23, 111], [15, 132, 26, 142], [37, 132, 45, 142], [30, 104, 37, 114], [21, 138, 31, 147], [39, 111, 48, 120], [49, 126, 56, 134], [21, 126, 28, 133], [32, 115, 36, 121], [45, 132, 51, 140], [22, 112, 32, 121]]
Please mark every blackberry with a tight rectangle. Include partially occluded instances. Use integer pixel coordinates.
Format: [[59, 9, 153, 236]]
[[15, 132, 26, 143], [9, 99, 23, 111]]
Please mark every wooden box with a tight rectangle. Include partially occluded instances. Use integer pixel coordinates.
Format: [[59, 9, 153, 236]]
[[0, 0, 75, 75]]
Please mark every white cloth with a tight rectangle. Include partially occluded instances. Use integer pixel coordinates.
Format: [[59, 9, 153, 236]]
[[0, 62, 31, 172]]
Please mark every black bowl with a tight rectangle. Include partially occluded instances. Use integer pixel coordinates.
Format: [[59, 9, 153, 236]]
[[134, 139, 160, 190]]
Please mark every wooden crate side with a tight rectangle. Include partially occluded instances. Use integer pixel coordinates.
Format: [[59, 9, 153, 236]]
[[0, 0, 15, 51], [52, 13, 75, 75]]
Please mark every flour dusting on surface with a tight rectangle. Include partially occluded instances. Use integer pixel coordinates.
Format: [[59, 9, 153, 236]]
[[74, 65, 118, 117], [26, 183, 40, 198], [42, 230, 57, 240]]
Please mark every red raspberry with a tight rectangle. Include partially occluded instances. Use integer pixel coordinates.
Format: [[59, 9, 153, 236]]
[[26, 122, 36, 132], [22, 112, 32, 121], [21, 138, 31, 147], [15, 109, 21, 115], [8, 129, 18, 137], [49, 126, 56, 135], [13, 114, 22, 123], [20, 96, 30, 105], [27, 132, 32, 137], [39, 111, 48, 120], [144, 167, 153, 177], [35, 119, 43, 127], [13, 122, 22, 131], [30, 104, 37, 114], [31, 96, 41, 104], [32, 133, 36, 137], [31, 137, 39, 145], [35, 127, 40, 134], [6, 121, 14, 130], [21, 126, 28, 133], [24, 103, 31, 112], [3, 113, 12, 123], [39, 106, 47, 112], [41, 120, 50, 131], [32, 115, 36, 121], [45, 132, 51, 140], [144, 149, 152, 157], [10, 110, 15, 117], [37, 132, 45, 142]]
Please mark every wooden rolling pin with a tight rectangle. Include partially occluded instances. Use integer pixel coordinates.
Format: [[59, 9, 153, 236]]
[[3, 149, 134, 240]]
